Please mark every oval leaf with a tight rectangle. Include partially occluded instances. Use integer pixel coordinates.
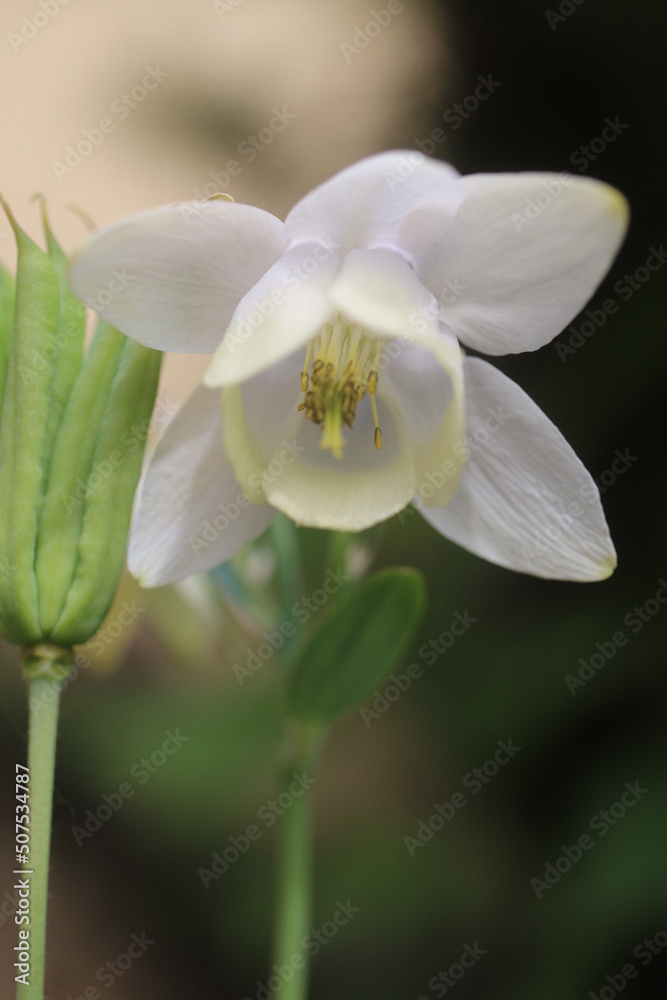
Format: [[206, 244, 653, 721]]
[[284, 567, 426, 725]]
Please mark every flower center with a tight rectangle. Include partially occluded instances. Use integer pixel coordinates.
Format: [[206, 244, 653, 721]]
[[298, 315, 382, 459]]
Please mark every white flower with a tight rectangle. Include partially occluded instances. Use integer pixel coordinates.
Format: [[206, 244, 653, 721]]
[[70, 151, 628, 587]]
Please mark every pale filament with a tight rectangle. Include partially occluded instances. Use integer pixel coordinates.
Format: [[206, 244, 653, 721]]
[[298, 316, 382, 457]]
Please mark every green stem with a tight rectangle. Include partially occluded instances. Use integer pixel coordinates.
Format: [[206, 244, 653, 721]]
[[271, 726, 321, 1000], [16, 644, 71, 1000]]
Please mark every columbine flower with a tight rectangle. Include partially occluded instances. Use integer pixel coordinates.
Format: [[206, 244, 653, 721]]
[[70, 151, 628, 586]]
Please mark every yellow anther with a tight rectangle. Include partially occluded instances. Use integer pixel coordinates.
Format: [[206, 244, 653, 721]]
[[298, 319, 385, 457], [370, 392, 381, 448]]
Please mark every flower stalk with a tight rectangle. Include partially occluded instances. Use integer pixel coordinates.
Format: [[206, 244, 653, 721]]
[[271, 766, 313, 1000], [271, 722, 322, 1000], [16, 645, 72, 1000]]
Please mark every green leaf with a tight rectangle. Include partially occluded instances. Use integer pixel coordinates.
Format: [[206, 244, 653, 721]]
[[284, 567, 426, 725]]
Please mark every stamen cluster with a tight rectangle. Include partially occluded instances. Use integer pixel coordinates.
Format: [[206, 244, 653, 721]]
[[297, 316, 382, 458]]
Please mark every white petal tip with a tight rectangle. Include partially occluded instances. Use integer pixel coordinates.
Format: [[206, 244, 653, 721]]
[[589, 550, 618, 582], [596, 182, 630, 237], [128, 558, 159, 589]]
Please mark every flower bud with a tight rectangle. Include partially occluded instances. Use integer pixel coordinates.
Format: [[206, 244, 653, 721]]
[[0, 199, 161, 647]]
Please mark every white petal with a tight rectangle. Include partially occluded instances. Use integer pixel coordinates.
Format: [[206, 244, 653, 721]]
[[380, 330, 465, 508], [420, 358, 617, 581], [419, 173, 629, 355], [70, 201, 285, 353], [221, 355, 416, 531], [330, 247, 437, 336], [285, 150, 461, 255], [204, 243, 340, 386], [129, 385, 275, 586], [329, 249, 467, 506]]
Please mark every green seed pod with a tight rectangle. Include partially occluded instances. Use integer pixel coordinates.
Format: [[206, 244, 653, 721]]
[[45, 331, 161, 645], [33, 320, 127, 637], [38, 200, 87, 471], [0, 199, 161, 649], [0, 261, 15, 418], [0, 199, 61, 644]]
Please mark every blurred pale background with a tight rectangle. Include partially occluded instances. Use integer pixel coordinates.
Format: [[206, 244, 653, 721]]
[[0, 0, 450, 405], [1, 1, 665, 998]]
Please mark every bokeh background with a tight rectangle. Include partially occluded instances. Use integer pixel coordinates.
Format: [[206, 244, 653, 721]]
[[1, 0, 666, 997]]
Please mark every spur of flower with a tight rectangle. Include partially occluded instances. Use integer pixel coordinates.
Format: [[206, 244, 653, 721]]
[[70, 151, 628, 586]]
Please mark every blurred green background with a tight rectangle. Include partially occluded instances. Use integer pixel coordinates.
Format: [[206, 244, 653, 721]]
[[1, 0, 666, 997]]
